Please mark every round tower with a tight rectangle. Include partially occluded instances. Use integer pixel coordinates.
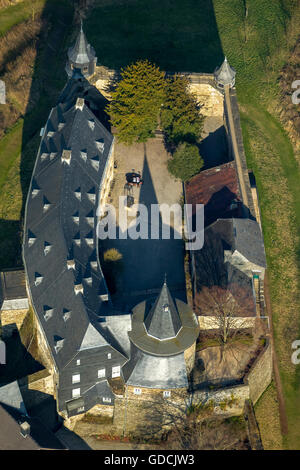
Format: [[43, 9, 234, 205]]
[[122, 279, 200, 399], [66, 22, 97, 79], [214, 56, 236, 90]]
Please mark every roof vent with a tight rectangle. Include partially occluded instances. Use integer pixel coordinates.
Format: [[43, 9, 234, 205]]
[[91, 155, 99, 171], [80, 150, 87, 162], [54, 336, 65, 353], [88, 119, 95, 131], [63, 309, 71, 322], [95, 139, 104, 153], [100, 294, 109, 301], [67, 259, 75, 270], [50, 152, 57, 160], [75, 97, 85, 111], [40, 152, 49, 161], [20, 421, 31, 438], [74, 187, 81, 201], [85, 210, 94, 227], [58, 122, 65, 131], [44, 241, 52, 255], [43, 196, 51, 213], [28, 230, 37, 247], [83, 276, 92, 285], [90, 260, 98, 270], [73, 232, 81, 247], [85, 231, 94, 246], [72, 211, 80, 225], [87, 187, 96, 204], [34, 273, 43, 287], [31, 179, 40, 198], [43, 305, 54, 321], [62, 149, 72, 165], [74, 283, 84, 295]]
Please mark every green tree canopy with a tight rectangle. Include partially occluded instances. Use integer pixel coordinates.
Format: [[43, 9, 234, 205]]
[[161, 76, 204, 147], [167, 142, 204, 182], [107, 60, 165, 144]]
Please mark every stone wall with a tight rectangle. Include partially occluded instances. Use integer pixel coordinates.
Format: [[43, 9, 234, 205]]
[[192, 384, 250, 417], [0, 308, 28, 331], [184, 341, 196, 375], [245, 340, 272, 404], [198, 315, 256, 330]]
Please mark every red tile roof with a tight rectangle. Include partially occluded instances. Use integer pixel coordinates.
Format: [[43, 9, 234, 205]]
[[185, 162, 242, 227]]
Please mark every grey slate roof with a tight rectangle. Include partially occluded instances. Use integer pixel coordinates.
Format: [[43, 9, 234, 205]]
[[0, 381, 27, 416], [144, 280, 182, 340], [214, 57, 236, 87], [22, 78, 129, 371], [209, 218, 266, 268], [67, 24, 96, 65], [123, 344, 188, 389], [129, 281, 199, 357]]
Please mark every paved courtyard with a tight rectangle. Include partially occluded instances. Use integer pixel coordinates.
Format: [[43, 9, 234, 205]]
[[99, 138, 186, 310]]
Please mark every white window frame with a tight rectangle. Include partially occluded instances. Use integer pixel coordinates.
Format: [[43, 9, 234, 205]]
[[76, 359, 81, 366], [133, 388, 141, 395], [163, 390, 171, 398], [112, 365, 120, 378], [98, 368, 106, 379], [107, 353, 111, 359], [77, 406, 84, 413], [72, 373, 80, 384], [72, 388, 80, 398], [103, 397, 111, 403]]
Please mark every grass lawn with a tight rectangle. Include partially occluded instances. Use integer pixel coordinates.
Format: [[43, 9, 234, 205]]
[[0, 0, 47, 35]]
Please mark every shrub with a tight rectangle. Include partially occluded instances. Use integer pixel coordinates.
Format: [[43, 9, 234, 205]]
[[167, 142, 204, 181]]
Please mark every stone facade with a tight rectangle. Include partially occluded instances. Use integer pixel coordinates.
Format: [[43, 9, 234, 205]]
[[0, 308, 28, 331], [245, 340, 272, 404]]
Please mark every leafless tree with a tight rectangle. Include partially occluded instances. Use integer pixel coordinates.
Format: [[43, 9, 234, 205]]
[[196, 284, 255, 346]]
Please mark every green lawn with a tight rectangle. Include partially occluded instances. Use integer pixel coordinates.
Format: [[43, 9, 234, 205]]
[[0, 0, 47, 35]]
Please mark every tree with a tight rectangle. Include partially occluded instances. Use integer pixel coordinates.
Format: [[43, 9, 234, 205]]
[[107, 60, 165, 144], [161, 76, 204, 147], [167, 142, 204, 181], [196, 285, 255, 346]]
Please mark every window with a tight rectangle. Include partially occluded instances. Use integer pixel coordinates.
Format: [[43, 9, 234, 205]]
[[163, 391, 171, 398], [103, 397, 111, 403], [77, 406, 84, 413], [72, 388, 80, 398], [98, 368, 106, 378], [76, 359, 81, 366], [107, 353, 111, 359], [72, 374, 80, 384], [133, 388, 141, 395], [112, 366, 120, 378]]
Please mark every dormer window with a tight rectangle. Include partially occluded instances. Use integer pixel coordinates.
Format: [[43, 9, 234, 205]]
[[44, 241, 52, 256], [61, 149, 72, 165], [163, 304, 169, 313], [34, 273, 43, 287], [67, 259, 75, 270], [74, 283, 83, 295], [54, 336, 64, 354], [43, 305, 54, 321], [63, 309, 71, 322]]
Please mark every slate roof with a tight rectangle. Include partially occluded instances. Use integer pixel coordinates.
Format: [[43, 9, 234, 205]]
[[67, 24, 96, 65], [122, 344, 188, 389], [129, 281, 199, 357], [185, 162, 242, 227], [214, 57, 236, 87], [210, 218, 267, 268], [144, 280, 182, 340], [22, 77, 128, 371]]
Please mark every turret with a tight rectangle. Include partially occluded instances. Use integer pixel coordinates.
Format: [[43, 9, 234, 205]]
[[214, 56, 236, 90], [65, 22, 97, 78]]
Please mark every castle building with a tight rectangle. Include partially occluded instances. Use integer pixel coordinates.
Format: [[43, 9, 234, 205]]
[[22, 26, 199, 418]]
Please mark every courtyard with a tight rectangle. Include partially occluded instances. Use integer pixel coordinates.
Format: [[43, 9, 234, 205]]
[[99, 138, 187, 311]]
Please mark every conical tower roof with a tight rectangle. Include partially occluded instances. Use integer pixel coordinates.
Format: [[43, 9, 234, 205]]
[[144, 279, 182, 340], [214, 56, 236, 87], [68, 22, 96, 65]]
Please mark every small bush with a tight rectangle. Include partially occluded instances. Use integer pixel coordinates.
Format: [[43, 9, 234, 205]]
[[167, 142, 204, 181]]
